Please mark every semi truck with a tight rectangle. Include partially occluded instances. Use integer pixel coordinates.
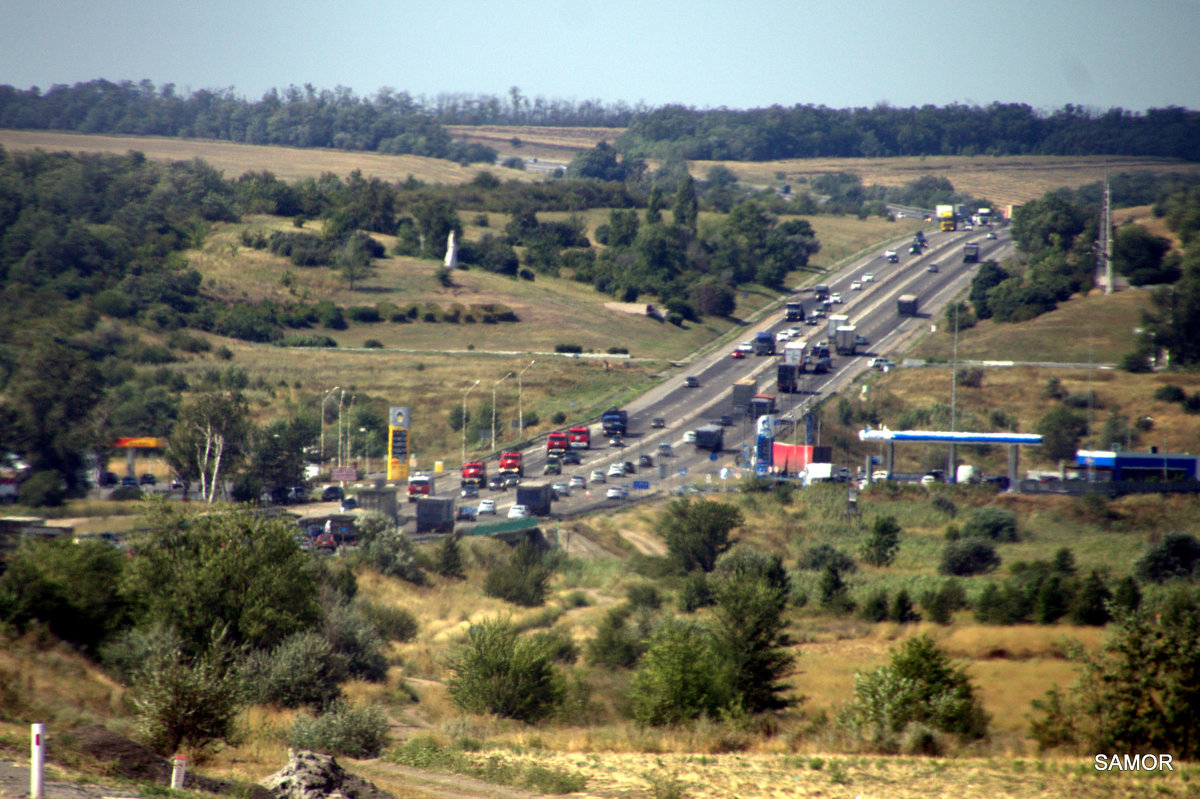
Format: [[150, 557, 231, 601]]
[[963, 242, 980, 263], [936, 204, 956, 232], [778, 341, 810, 393], [498, 451, 524, 478], [731, 378, 757, 413], [567, 426, 591, 449], [784, 301, 805, 322], [461, 460, 486, 487], [546, 431, 569, 455], [753, 330, 775, 356], [835, 325, 858, 356], [748, 393, 777, 419], [516, 482, 554, 516], [601, 407, 628, 437], [897, 294, 919, 316], [813, 284, 830, 301], [415, 496, 455, 534], [693, 424, 725, 452], [827, 313, 849, 340], [407, 473, 435, 502]]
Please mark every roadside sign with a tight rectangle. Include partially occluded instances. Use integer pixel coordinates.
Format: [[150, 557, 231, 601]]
[[720, 467, 729, 481], [632, 480, 650, 490], [678, 467, 688, 476], [331, 467, 357, 482], [709, 452, 718, 461]]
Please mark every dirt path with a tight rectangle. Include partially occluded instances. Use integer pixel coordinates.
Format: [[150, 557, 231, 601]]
[[617, 528, 666, 556]]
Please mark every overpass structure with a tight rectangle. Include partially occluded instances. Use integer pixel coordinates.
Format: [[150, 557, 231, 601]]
[[858, 428, 1043, 487]]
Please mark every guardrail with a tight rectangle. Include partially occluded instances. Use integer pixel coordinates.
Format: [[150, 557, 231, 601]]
[[1018, 479, 1200, 496]]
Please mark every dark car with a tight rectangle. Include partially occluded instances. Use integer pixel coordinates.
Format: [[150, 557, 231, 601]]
[[321, 485, 344, 502], [139, 473, 157, 486], [456, 506, 478, 521], [269, 485, 290, 505], [651, 417, 666, 428], [684, 376, 700, 388], [561, 450, 582, 465], [289, 486, 309, 504], [488, 475, 505, 491], [623, 461, 636, 474], [98, 471, 118, 487], [120, 475, 139, 488], [638, 454, 654, 468], [503, 474, 521, 489], [609, 436, 624, 448], [340, 496, 359, 511]]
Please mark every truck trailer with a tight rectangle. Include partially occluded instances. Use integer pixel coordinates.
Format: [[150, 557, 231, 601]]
[[601, 407, 628, 437], [753, 330, 776, 356], [515, 482, 554, 516], [731, 378, 757, 413], [693, 424, 725, 452], [414, 496, 454, 534], [897, 294, 919, 316], [962, 242, 980, 263], [936, 204, 956, 232], [835, 325, 857, 356]]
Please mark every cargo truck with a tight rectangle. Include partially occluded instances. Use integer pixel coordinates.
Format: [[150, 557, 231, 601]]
[[962, 242, 980, 263], [546, 431, 569, 455], [498, 451, 524, 478], [784, 301, 805, 322], [731, 378, 757, 413], [777, 362, 799, 394], [748, 393, 777, 419], [407, 473, 435, 502], [461, 460, 486, 487], [897, 294, 919, 316], [567, 425, 591, 449], [516, 482, 554, 516], [414, 496, 454, 534], [813, 284, 830, 301], [693, 424, 725, 452], [835, 325, 857, 356], [827, 313, 849, 340], [753, 330, 775, 356], [601, 407, 627, 436], [936, 204, 956, 232]]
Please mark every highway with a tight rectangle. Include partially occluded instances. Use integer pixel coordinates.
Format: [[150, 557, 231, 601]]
[[417, 223, 1016, 524]]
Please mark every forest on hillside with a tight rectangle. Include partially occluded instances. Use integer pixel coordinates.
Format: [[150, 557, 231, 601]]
[[2, 80, 1199, 162]]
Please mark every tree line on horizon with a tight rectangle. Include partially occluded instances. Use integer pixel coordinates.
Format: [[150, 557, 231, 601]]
[[2, 80, 1199, 163]]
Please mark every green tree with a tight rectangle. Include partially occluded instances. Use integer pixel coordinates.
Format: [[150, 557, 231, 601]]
[[435, 535, 466, 580], [710, 547, 795, 713], [1070, 571, 1113, 626], [1035, 405, 1087, 462], [656, 498, 742, 573], [447, 617, 564, 723], [334, 236, 376, 289], [0, 537, 129, 653], [672, 174, 699, 232], [566, 142, 626, 181], [1113, 224, 1176, 286], [411, 197, 462, 259], [628, 619, 725, 725], [165, 391, 251, 503], [862, 516, 902, 567], [123, 502, 321, 656]]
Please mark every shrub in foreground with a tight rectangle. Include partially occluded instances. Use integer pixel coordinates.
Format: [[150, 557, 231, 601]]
[[447, 617, 564, 723], [286, 700, 389, 757]]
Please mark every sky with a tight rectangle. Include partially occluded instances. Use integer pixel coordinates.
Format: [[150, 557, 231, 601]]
[[3, 0, 1199, 113]]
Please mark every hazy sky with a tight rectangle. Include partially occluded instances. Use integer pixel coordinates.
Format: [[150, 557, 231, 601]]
[[3, 0, 1199, 113]]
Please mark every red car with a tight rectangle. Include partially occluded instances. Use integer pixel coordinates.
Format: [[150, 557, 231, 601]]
[[730, 350, 746, 359]]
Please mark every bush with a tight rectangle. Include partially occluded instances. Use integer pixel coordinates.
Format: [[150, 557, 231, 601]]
[[626, 583, 662, 610], [587, 606, 646, 669], [628, 619, 725, 726], [286, 700, 389, 757], [17, 470, 66, 507], [955, 366, 983, 388], [860, 589, 890, 622], [322, 602, 388, 682], [1154, 384, 1187, 403], [355, 600, 419, 643], [862, 516, 901, 567], [930, 495, 957, 517], [363, 339, 383, 348], [238, 632, 344, 709], [484, 540, 551, 607], [939, 539, 1001, 576], [961, 506, 1019, 542], [1136, 532, 1200, 583], [920, 581, 967, 625], [361, 524, 427, 585], [554, 343, 583, 354], [678, 571, 715, 612], [798, 544, 858, 574], [447, 617, 564, 723], [277, 334, 338, 347], [347, 305, 382, 323]]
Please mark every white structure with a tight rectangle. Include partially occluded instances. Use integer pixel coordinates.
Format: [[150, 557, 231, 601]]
[[444, 230, 459, 269]]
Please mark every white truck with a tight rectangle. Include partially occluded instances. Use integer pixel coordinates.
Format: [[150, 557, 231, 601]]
[[801, 462, 835, 486], [835, 325, 857, 356]]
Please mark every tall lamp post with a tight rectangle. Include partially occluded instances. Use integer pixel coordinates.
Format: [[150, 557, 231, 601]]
[[359, 427, 368, 474], [320, 386, 340, 464], [462, 380, 480, 463], [492, 372, 513, 451], [517, 360, 536, 436]]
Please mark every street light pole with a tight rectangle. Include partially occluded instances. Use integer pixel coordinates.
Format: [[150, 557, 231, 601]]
[[462, 380, 480, 464], [320, 386, 340, 464], [359, 427, 367, 474], [517, 360, 536, 436], [492, 373, 513, 451]]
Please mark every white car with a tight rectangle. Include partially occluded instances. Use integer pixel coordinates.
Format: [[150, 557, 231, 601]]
[[986, 231, 997, 240], [861, 273, 875, 283], [569, 475, 586, 489], [786, 327, 803, 338], [683, 430, 697, 444], [736, 342, 753, 354], [776, 331, 791, 342], [477, 498, 496, 515], [830, 293, 843, 304], [590, 470, 607, 484], [920, 475, 938, 487], [850, 281, 862, 291], [607, 462, 626, 477], [871, 470, 889, 482], [552, 481, 570, 497], [507, 504, 529, 519], [606, 485, 628, 500]]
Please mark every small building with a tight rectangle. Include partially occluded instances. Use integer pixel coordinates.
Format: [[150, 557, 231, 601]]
[[1074, 449, 1200, 482]]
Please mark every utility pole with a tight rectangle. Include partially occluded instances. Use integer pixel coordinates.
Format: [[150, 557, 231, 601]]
[[462, 380, 480, 463], [492, 373, 512, 451], [517, 360, 536, 435]]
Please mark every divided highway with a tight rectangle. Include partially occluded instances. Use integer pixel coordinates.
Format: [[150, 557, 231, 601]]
[[432, 225, 1014, 522]]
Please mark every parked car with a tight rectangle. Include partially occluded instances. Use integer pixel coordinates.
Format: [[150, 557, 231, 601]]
[[340, 496, 359, 511], [507, 504, 529, 519], [289, 486, 309, 503], [315, 532, 336, 551], [98, 471, 118, 487], [120, 475, 139, 488], [139, 473, 157, 486], [321, 485, 344, 502], [477, 498, 497, 515]]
